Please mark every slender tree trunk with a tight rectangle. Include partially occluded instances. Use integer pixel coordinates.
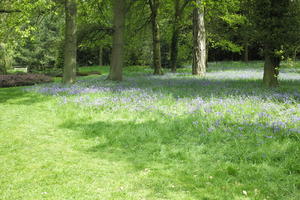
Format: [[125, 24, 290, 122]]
[[170, 26, 179, 72], [63, 0, 77, 84], [244, 43, 249, 62], [293, 47, 298, 61], [108, 0, 125, 81], [170, 0, 180, 72], [263, 48, 280, 87], [149, 0, 163, 75], [192, 1, 206, 76], [0, 65, 6, 75], [99, 46, 103, 66], [0, 44, 7, 75], [206, 44, 209, 68]]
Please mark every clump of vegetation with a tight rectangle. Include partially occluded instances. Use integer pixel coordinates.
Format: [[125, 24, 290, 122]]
[[0, 74, 53, 87], [76, 71, 102, 76], [45, 70, 101, 77]]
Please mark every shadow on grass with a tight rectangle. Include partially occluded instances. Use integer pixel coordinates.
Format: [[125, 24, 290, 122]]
[[60, 115, 300, 199], [80, 74, 300, 102], [0, 87, 51, 105], [19, 66, 300, 104]]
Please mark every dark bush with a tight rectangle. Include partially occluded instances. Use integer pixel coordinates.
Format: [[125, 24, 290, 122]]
[[0, 74, 53, 87], [45, 72, 63, 77], [77, 71, 102, 76], [46, 71, 101, 77]]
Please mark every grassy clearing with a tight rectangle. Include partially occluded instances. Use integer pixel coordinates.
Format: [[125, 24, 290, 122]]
[[1, 62, 300, 200]]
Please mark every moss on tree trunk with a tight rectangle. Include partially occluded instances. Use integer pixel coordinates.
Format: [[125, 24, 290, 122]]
[[263, 51, 280, 87]]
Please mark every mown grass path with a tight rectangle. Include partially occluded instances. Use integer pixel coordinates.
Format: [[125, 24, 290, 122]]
[[1, 64, 300, 199]]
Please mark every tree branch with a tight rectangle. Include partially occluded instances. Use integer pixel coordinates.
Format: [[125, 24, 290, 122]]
[[148, 0, 153, 12], [0, 9, 21, 13], [179, 0, 191, 16]]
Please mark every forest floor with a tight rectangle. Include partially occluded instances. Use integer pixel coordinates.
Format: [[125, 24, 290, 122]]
[[0, 61, 300, 200]]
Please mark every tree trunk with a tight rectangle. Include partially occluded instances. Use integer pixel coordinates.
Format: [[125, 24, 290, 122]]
[[107, 0, 125, 81], [170, 26, 179, 72], [0, 65, 6, 75], [244, 43, 249, 62], [206, 44, 209, 68], [293, 47, 298, 61], [63, 0, 77, 84], [99, 46, 103, 66], [170, 0, 180, 72], [149, 0, 163, 75], [0, 44, 7, 75], [263, 49, 280, 87], [192, 1, 206, 76]]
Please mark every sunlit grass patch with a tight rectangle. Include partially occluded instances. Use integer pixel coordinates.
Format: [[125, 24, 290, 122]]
[[1, 62, 300, 199]]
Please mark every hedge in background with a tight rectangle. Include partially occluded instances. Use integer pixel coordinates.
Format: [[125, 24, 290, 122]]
[[46, 71, 101, 77], [0, 74, 53, 87]]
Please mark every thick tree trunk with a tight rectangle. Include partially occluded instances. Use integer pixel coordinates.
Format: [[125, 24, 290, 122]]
[[108, 0, 125, 81], [149, 0, 163, 75], [192, 1, 206, 76], [244, 43, 249, 62], [170, 0, 180, 72], [63, 0, 77, 84], [263, 50, 280, 87], [99, 46, 103, 66]]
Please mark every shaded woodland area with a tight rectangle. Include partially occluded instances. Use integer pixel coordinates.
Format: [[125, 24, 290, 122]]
[[1, 0, 300, 86]]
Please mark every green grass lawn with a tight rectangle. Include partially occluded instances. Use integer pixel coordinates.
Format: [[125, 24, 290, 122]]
[[1, 62, 300, 199]]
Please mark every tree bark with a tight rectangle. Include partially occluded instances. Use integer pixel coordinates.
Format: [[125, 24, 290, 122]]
[[170, 0, 180, 72], [149, 0, 163, 75], [244, 43, 249, 62], [170, 26, 179, 72], [206, 44, 209, 68], [263, 48, 280, 87], [0, 65, 6, 75], [0, 9, 21, 14], [0, 44, 7, 75], [107, 0, 125, 81], [293, 47, 298, 61], [63, 0, 77, 84], [99, 46, 103, 66], [192, 1, 206, 76]]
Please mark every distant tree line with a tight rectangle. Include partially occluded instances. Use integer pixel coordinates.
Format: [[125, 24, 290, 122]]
[[0, 0, 299, 87]]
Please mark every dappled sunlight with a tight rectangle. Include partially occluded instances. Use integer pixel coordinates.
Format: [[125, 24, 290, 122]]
[[58, 111, 299, 199], [1, 65, 299, 199]]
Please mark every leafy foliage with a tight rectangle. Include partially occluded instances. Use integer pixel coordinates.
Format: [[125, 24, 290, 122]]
[[243, 0, 300, 56], [0, 43, 14, 74]]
